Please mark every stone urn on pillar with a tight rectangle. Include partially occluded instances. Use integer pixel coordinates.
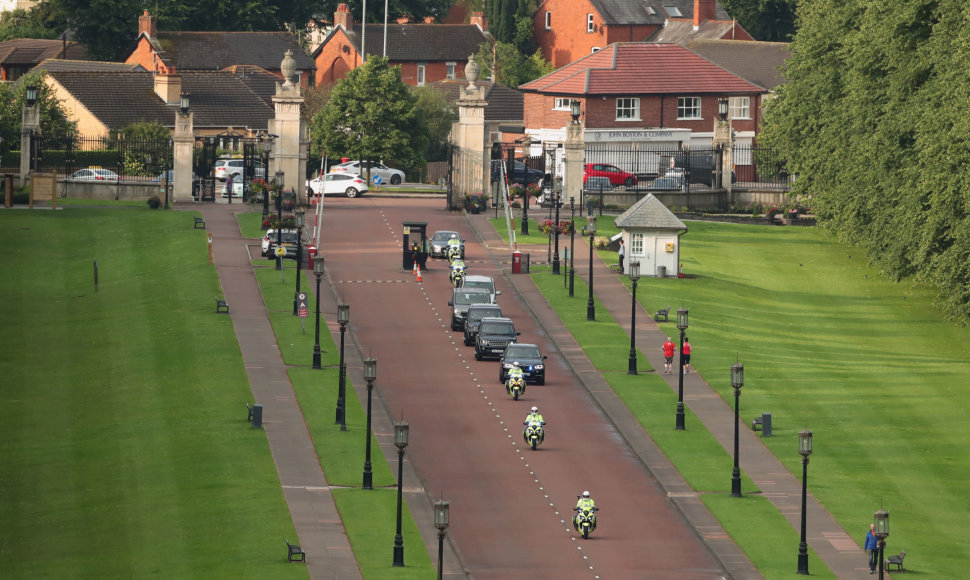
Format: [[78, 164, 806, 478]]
[[281, 49, 297, 87], [464, 56, 480, 92]]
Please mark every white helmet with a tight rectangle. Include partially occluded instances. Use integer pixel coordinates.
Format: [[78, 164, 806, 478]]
[[531, 406, 538, 413], [513, 362, 520, 367], [582, 491, 590, 498]]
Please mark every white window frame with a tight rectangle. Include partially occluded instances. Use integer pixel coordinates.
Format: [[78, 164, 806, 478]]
[[553, 98, 576, 110], [545, 12, 551, 30], [416, 63, 426, 86], [729, 96, 750, 119], [677, 96, 702, 120], [446, 62, 456, 80], [587, 14, 594, 33], [630, 233, 644, 256], [616, 97, 641, 121], [591, 47, 601, 53]]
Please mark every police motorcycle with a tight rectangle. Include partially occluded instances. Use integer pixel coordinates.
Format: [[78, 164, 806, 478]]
[[522, 408, 545, 450], [505, 363, 526, 400], [573, 493, 599, 539], [449, 259, 466, 288], [446, 237, 465, 262]]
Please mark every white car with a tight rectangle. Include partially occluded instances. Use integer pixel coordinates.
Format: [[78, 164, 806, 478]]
[[463, 275, 500, 304], [329, 160, 404, 185], [69, 168, 119, 181], [261, 228, 298, 256], [213, 158, 265, 181], [306, 173, 369, 198]]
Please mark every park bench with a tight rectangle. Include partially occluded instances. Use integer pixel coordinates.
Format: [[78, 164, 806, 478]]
[[654, 305, 671, 322], [285, 539, 306, 562], [193, 216, 206, 229], [609, 264, 623, 273], [246, 402, 254, 423], [215, 296, 229, 314], [886, 550, 905, 572]]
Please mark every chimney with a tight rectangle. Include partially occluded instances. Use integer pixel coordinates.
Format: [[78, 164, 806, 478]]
[[139, 9, 157, 39], [694, 0, 716, 27], [470, 11, 487, 31], [334, 3, 354, 30], [154, 72, 182, 105]]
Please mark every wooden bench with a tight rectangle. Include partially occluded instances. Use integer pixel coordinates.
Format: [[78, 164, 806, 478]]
[[886, 550, 905, 572], [285, 539, 306, 562], [246, 402, 254, 423], [609, 263, 623, 273], [751, 416, 763, 431], [193, 216, 206, 229], [654, 305, 671, 322], [215, 296, 229, 313]]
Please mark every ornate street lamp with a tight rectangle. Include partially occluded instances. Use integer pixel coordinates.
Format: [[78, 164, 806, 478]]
[[874, 508, 889, 580], [627, 261, 640, 374], [179, 91, 190, 115], [312, 257, 325, 369], [570, 99, 581, 123], [797, 428, 813, 574], [569, 196, 576, 297], [335, 303, 349, 430], [675, 306, 689, 430], [362, 358, 377, 489], [26, 85, 38, 108], [730, 361, 744, 497], [292, 208, 305, 315], [392, 421, 410, 567], [434, 500, 450, 580], [718, 97, 729, 121], [584, 216, 597, 321]]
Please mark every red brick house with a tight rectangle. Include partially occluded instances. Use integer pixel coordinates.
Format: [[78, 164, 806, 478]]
[[533, 0, 751, 68], [0, 38, 88, 81], [312, 3, 492, 87]]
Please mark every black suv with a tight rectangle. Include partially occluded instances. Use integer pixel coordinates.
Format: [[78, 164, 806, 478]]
[[266, 230, 301, 260], [475, 317, 520, 360], [448, 288, 492, 331], [499, 343, 547, 385], [490, 160, 544, 185], [463, 304, 503, 346]]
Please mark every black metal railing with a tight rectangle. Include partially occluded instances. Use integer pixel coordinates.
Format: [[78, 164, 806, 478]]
[[26, 133, 172, 181]]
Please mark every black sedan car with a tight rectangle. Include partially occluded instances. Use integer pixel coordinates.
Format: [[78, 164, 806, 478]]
[[499, 343, 547, 385]]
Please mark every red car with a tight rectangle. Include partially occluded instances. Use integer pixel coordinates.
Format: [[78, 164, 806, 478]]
[[584, 163, 637, 187]]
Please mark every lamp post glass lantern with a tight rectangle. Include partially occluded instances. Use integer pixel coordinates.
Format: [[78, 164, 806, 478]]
[[362, 358, 377, 489], [393, 421, 410, 567], [797, 428, 813, 575], [627, 261, 640, 374], [312, 257, 324, 369], [336, 303, 349, 430], [719, 97, 729, 120], [675, 307, 689, 430], [434, 500, 450, 580], [179, 91, 190, 114], [873, 508, 889, 580], [570, 99, 581, 122], [730, 362, 743, 497], [585, 216, 597, 321], [26, 85, 38, 107]]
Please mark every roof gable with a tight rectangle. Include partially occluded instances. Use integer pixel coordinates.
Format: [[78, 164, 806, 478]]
[[0, 38, 88, 65], [614, 193, 687, 229], [153, 32, 314, 72], [685, 39, 789, 90]]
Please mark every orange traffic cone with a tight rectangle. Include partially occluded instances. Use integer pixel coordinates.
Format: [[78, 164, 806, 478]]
[[416, 264, 423, 282], [412, 261, 417, 276]]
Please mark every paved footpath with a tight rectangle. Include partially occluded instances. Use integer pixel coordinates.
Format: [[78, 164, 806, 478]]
[[465, 209, 881, 580]]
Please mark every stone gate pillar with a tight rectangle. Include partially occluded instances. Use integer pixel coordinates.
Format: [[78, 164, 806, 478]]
[[564, 109, 585, 208], [713, 111, 733, 200], [173, 108, 194, 203], [449, 57, 489, 211], [272, 50, 307, 206]]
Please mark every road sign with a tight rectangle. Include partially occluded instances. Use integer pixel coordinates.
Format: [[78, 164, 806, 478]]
[[275, 246, 286, 257], [373, 175, 383, 185], [297, 292, 308, 319]]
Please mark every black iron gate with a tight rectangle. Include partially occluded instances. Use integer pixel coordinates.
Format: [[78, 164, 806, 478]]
[[193, 131, 260, 203]]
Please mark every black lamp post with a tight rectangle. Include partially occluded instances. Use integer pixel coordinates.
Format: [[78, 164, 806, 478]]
[[797, 428, 813, 574], [434, 500, 450, 580], [362, 357, 376, 489], [552, 191, 561, 274], [584, 216, 597, 321], [165, 137, 172, 209], [675, 306, 689, 430], [731, 361, 744, 497], [259, 132, 275, 218], [874, 508, 889, 580], [627, 261, 640, 374], [521, 166, 530, 236], [335, 303, 349, 430], [392, 421, 410, 567], [569, 196, 576, 297], [292, 208, 305, 315], [312, 257, 324, 369], [26, 84, 38, 108], [718, 97, 729, 121], [275, 170, 284, 271]]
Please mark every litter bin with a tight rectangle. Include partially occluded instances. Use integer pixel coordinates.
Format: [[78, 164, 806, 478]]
[[512, 250, 522, 274], [307, 246, 317, 269], [761, 412, 772, 437], [657, 265, 666, 278]]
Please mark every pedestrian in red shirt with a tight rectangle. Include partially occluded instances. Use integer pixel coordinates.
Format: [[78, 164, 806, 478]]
[[661, 337, 675, 375], [682, 337, 692, 374]]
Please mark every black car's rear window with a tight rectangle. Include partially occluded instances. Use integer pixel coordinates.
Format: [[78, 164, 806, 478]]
[[455, 292, 490, 305], [467, 308, 502, 323], [505, 345, 540, 358], [480, 321, 515, 336]]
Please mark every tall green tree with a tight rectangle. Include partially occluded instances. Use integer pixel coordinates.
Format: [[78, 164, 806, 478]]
[[720, 0, 798, 42], [475, 41, 553, 89], [0, 5, 68, 41], [0, 72, 76, 151], [308, 56, 428, 176], [412, 85, 458, 162]]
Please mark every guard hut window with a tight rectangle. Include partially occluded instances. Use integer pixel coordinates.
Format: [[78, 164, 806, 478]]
[[631, 233, 644, 255]]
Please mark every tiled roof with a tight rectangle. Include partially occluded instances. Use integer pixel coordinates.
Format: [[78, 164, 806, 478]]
[[518, 43, 764, 96], [685, 39, 789, 90], [150, 32, 314, 72], [0, 38, 88, 65], [324, 24, 490, 61], [589, 0, 732, 25], [614, 193, 687, 230], [34, 59, 145, 73], [221, 65, 284, 107], [431, 80, 523, 122], [648, 19, 738, 44], [47, 70, 273, 130]]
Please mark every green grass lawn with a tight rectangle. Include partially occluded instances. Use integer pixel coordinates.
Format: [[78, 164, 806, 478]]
[[530, 219, 970, 578], [0, 207, 305, 578]]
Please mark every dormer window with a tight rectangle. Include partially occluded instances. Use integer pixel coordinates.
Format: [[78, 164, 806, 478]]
[[666, 6, 683, 17]]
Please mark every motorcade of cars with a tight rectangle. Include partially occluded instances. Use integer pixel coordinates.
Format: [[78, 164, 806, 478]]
[[475, 317, 520, 360], [213, 157, 265, 181], [266, 229, 301, 260], [306, 173, 369, 198], [499, 343, 547, 385], [448, 287, 491, 331], [463, 304, 503, 346], [583, 163, 637, 187], [429, 230, 463, 259], [69, 168, 119, 181], [490, 159, 544, 185], [329, 160, 404, 185], [462, 275, 500, 304]]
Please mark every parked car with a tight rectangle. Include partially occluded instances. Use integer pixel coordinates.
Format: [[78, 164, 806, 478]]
[[448, 288, 492, 331], [157, 170, 199, 187], [330, 160, 404, 185], [430, 230, 463, 259], [306, 173, 368, 198], [670, 152, 735, 186], [266, 229, 301, 260], [584, 163, 636, 187], [475, 317, 520, 360], [213, 158, 265, 181], [463, 304, 503, 346], [462, 275, 500, 304], [490, 159, 544, 185], [69, 168, 119, 181], [650, 175, 687, 191], [261, 228, 284, 256], [499, 343, 547, 385]]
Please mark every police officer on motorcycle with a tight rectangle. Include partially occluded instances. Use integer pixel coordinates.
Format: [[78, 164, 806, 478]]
[[576, 490, 595, 511], [525, 406, 543, 425], [449, 258, 466, 286]]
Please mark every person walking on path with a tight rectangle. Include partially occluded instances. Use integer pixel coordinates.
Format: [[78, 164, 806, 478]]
[[661, 337, 676, 375], [618, 239, 626, 272], [864, 523, 879, 574], [681, 337, 692, 374], [225, 173, 234, 199]]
